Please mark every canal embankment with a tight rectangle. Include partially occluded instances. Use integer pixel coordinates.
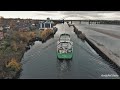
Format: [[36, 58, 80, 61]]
[[0, 27, 58, 79], [67, 23, 120, 73]]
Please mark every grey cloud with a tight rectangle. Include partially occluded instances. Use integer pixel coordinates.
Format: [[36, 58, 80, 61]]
[[58, 11, 101, 19], [34, 11, 63, 19], [35, 11, 59, 15], [59, 11, 120, 20], [34, 11, 120, 20]]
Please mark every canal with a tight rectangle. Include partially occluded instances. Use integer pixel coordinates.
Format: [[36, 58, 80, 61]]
[[19, 23, 120, 79]]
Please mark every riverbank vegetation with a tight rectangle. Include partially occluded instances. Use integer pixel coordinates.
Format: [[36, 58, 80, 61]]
[[0, 28, 56, 78], [0, 30, 37, 79], [40, 29, 54, 41]]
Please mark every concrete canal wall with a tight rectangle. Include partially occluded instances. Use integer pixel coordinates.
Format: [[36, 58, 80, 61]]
[[85, 38, 120, 68], [67, 23, 120, 70]]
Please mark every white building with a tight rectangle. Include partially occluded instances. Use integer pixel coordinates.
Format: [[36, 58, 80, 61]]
[[39, 18, 54, 30]]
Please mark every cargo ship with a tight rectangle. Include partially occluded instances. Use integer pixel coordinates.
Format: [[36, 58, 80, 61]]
[[57, 34, 73, 60]]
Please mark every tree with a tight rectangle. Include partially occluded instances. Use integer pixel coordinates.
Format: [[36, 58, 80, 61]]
[[0, 16, 4, 26]]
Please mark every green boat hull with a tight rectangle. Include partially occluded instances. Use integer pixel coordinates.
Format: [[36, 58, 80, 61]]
[[57, 52, 73, 60]]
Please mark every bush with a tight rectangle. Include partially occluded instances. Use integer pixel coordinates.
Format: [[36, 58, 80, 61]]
[[10, 41, 18, 52], [29, 32, 36, 38], [6, 58, 21, 72], [40, 29, 53, 39], [19, 32, 29, 42], [0, 41, 10, 50]]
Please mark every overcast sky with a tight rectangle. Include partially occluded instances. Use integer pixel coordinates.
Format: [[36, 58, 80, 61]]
[[0, 11, 120, 20]]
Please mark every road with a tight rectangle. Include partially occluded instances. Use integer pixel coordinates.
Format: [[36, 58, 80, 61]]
[[19, 22, 119, 79]]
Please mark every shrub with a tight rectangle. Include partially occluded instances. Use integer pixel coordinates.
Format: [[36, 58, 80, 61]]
[[10, 41, 18, 52], [29, 32, 36, 38], [40, 29, 53, 39], [6, 58, 21, 72]]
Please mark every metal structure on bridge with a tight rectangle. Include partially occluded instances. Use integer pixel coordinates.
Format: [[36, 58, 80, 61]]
[[63, 20, 120, 25]]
